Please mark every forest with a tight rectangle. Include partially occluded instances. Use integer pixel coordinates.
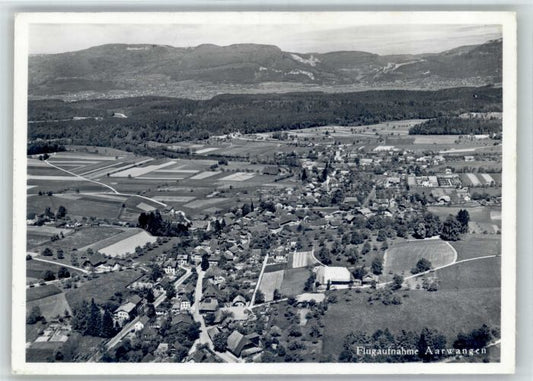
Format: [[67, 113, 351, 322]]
[[27, 87, 502, 148], [408, 117, 502, 135]]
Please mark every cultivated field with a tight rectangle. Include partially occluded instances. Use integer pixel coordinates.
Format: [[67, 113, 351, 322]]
[[27, 292, 72, 320], [87, 229, 157, 257], [450, 234, 501, 261], [27, 285, 62, 302], [280, 268, 310, 297], [258, 270, 284, 302], [291, 250, 317, 268], [383, 239, 456, 278], [33, 226, 123, 254]]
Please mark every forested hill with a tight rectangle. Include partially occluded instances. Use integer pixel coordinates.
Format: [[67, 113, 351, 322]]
[[28, 87, 501, 148]]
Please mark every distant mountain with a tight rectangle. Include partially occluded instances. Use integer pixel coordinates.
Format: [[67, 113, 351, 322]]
[[28, 39, 502, 100]]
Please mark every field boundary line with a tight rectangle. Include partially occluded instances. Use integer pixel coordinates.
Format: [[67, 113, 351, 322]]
[[32, 256, 89, 274], [45, 158, 119, 194]]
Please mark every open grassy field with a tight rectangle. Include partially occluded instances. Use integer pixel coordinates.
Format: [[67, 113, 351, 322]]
[[27, 259, 82, 280], [33, 226, 123, 256], [98, 230, 157, 257], [449, 234, 501, 261], [258, 270, 284, 302], [27, 285, 62, 302], [27, 292, 72, 320], [383, 239, 456, 279], [322, 287, 500, 357], [280, 268, 310, 297], [65, 269, 142, 307], [27, 195, 123, 220], [437, 256, 500, 291]]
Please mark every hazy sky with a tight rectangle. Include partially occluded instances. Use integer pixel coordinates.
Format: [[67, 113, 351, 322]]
[[29, 23, 502, 55]]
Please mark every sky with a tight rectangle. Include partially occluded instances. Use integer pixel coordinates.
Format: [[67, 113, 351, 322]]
[[29, 23, 502, 55]]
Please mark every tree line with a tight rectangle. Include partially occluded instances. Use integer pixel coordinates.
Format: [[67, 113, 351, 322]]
[[409, 117, 502, 135]]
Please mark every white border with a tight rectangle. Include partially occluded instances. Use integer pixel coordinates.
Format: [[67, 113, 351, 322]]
[[12, 11, 517, 375]]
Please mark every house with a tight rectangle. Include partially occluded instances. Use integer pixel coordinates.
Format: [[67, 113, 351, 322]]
[[169, 313, 194, 333], [199, 298, 219, 313], [134, 316, 149, 332], [176, 253, 188, 266], [113, 302, 137, 324], [232, 295, 247, 307], [226, 330, 262, 358], [362, 274, 379, 284], [154, 343, 169, 357], [164, 260, 178, 276], [171, 296, 191, 314], [94, 263, 113, 273]]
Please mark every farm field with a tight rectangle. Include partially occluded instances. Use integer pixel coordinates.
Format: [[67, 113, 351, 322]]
[[27, 195, 124, 220], [322, 287, 500, 358], [27, 259, 82, 280], [279, 268, 310, 297], [27, 284, 62, 302], [96, 230, 157, 257], [27, 292, 72, 320], [65, 269, 142, 307], [383, 239, 456, 280], [32, 226, 123, 254], [427, 206, 500, 224], [290, 250, 317, 269], [436, 256, 500, 291], [258, 270, 284, 302], [449, 234, 501, 261]]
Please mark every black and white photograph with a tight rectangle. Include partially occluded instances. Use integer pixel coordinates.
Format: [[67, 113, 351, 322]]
[[11, 11, 517, 375]]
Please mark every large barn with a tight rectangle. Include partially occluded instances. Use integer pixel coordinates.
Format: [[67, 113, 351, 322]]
[[316, 266, 351, 286]]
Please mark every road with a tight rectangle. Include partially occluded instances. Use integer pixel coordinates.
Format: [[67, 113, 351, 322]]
[[32, 256, 89, 274], [250, 253, 269, 307], [104, 267, 192, 352], [187, 268, 239, 363], [45, 158, 168, 208]]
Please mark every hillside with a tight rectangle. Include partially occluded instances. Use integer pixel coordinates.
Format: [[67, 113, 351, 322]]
[[28, 87, 502, 148], [28, 39, 502, 100]]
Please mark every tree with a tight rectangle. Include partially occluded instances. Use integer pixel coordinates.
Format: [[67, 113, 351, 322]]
[[362, 241, 371, 255], [241, 203, 251, 216], [42, 270, 56, 281], [418, 328, 447, 362], [27, 306, 42, 324], [213, 332, 229, 352], [149, 264, 163, 282], [371, 258, 383, 275], [145, 288, 155, 303], [391, 274, 404, 291], [352, 266, 366, 280], [42, 247, 53, 257], [101, 309, 115, 338], [87, 299, 102, 336], [56, 248, 64, 260], [440, 215, 462, 241], [145, 303, 156, 318], [273, 289, 281, 301], [56, 205, 67, 219], [201, 254, 210, 272], [255, 290, 265, 304], [57, 267, 70, 279], [456, 209, 470, 233], [411, 258, 432, 274], [163, 282, 176, 300]]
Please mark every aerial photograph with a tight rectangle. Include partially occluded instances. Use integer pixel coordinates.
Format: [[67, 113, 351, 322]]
[[23, 18, 504, 365]]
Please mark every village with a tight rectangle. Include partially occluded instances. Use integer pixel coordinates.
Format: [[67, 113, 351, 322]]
[[25, 117, 502, 363]]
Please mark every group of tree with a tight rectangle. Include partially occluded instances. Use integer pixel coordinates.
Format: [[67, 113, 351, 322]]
[[409, 117, 502, 135], [138, 210, 189, 237], [27, 141, 66, 155], [71, 299, 117, 338], [28, 88, 501, 147], [40, 266, 71, 281], [339, 324, 495, 363]]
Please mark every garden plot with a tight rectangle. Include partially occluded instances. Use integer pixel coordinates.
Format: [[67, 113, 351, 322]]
[[97, 230, 157, 257], [383, 239, 456, 278], [258, 270, 284, 302], [110, 161, 176, 178], [465, 173, 481, 186], [479, 173, 495, 185], [189, 171, 221, 180], [183, 198, 227, 209], [219, 172, 256, 181], [136, 202, 157, 212], [153, 195, 196, 203], [291, 250, 317, 268], [195, 147, 220, 154]]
